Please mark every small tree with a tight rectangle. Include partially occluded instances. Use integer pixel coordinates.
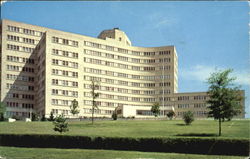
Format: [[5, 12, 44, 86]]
[[31, 113, 39, 121], [53, 115, 69, 134], [70, 99, 80, 116], [207, 69, 243, 136], [183, 111, 194, 125], [90, 79, 100, 124], [48, 111, 55, 121], [167, 111, 175, 120], [151, 102, 160, 117], [0, 102, 6, 121], [41, 114, 47, 121], [112, 112, 117, 120]]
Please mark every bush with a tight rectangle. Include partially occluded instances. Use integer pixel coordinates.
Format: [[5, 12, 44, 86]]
[[183, 111, 194, 125], [0, 113, 5, 121], [40, 115, 47, 121], [48, 112, 55, 121], [0, 134, 248, 156], [112, 113, 117, 120], [53, 115, 69, 134], [32, 113, 39, 121], [167, 111, 175, 120]]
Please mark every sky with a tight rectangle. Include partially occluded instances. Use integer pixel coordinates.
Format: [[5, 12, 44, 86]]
[[1, 1, 249, 118]]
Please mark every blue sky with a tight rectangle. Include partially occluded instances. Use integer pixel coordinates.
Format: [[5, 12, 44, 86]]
[[1, 1, 249, 118]]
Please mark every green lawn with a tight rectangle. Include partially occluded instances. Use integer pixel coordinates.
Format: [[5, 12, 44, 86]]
[[0, 119, 249, 139], [0, 146, 245, 159]]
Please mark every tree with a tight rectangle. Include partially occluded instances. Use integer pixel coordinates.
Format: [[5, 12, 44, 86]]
[[48, 111, 55, 121], [207, 69, 243, 136], [70, 99, 80, 116], [53, 115, 69, 134], [151, 102, 160, 117], [41, 114, 47, 121], [183, 111, 194, 125], [0, 102, 6, 121], [167, 111, 175, 120], [112, 112, 117, 120], [31, 113, 39, 121], [90, 79, 100, 124]]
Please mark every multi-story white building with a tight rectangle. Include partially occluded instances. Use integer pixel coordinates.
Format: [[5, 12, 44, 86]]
[[0, 19, 244, 119]]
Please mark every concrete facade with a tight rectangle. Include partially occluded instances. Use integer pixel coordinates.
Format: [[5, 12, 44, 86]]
[[0, 19, 245, 119]]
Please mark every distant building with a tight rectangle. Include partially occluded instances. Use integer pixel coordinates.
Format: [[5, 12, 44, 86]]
[[0, 19, 245, 119]]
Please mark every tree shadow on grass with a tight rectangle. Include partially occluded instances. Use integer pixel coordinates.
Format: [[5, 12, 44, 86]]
[[176, 133, 218, 137], [176, 123, 186, 126]]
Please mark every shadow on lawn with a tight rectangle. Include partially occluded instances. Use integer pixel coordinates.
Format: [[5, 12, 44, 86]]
[[176, 133, 218, 137]]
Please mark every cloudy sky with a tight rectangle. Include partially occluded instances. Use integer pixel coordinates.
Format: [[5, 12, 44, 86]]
[[2, 1, 249, 117]]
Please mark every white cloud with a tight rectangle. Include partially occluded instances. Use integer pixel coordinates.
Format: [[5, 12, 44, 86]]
[[149, 12, 175, 29], [180, 65, 250, 86]]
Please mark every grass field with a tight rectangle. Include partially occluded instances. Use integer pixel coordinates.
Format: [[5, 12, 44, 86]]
[[0, 119, 249, 139], [0, 146, 246, 159]]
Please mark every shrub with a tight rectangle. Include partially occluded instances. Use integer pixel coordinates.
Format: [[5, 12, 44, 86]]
[[48, 112, 55, 121], [31, 113, 39, 121], [112, 113, 117, 120], [167, 111, 175, 120], [0, 134, 248, 156], [183, 111, 194, 125], [53, 115, 69, 134], [40, 115, 47, 121]]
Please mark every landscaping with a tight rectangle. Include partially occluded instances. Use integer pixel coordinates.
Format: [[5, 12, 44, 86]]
[[0, 119, 249, 157], [0, 146, 245, 159], [0, 119, 248, 139]]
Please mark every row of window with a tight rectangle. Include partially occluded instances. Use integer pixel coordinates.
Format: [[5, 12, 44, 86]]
[[84, 92, 157, 103], [52, 59, 78, 68], [7, 55, 35, 64], [7, 25, 43, 37], [7, 34, 37, 45], [6, 102, 34, 109], [178, 95, 208, 101], [52, 49, 79, 59], [178, 104, 189, 108], [52, 69, 78, 78], [6, 93, 34, 100], [52, 36, 78, 47], [6, 83, 34, 91], [7, 65, 35, 73], [84, 49, 172, 64], [52, 99, 73, 106], [52, 109, 70, 115], [83, 108, 114, 115], [84, 41, 171, 57], [52, 89, 78, 97], [7, 74, 34, 82], [177, 111, 207, 116], [52, 79, 78, 87], [84, 68, 171, 86], [7, 44, 34, 53]]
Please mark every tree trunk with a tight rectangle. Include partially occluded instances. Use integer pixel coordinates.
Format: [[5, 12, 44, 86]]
[[219, 118, 221, 136], [92, 107, 94, 125]]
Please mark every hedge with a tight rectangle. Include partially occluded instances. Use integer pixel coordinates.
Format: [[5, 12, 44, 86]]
[[0, 134, 248, 156]]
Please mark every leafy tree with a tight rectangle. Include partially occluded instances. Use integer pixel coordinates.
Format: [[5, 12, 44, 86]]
[[53, 115, 69, 134], [183, 111, 194, 125], [151, 102, 160, 117], [90, 79, 100, 124], [167, 111, 175, 120], [207, 69, 243, 136], [0, 102, 6, 121], [112, 112, 117, 120], [48, 111, 55, 121], [31, 113, 39, 121], [70, 99, 80, 116], [41, 114, 47, 121]]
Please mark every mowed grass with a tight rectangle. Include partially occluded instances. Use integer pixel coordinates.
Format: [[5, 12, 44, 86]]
[[0, 119, 249, 139], [0, 146, 245, 159]]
